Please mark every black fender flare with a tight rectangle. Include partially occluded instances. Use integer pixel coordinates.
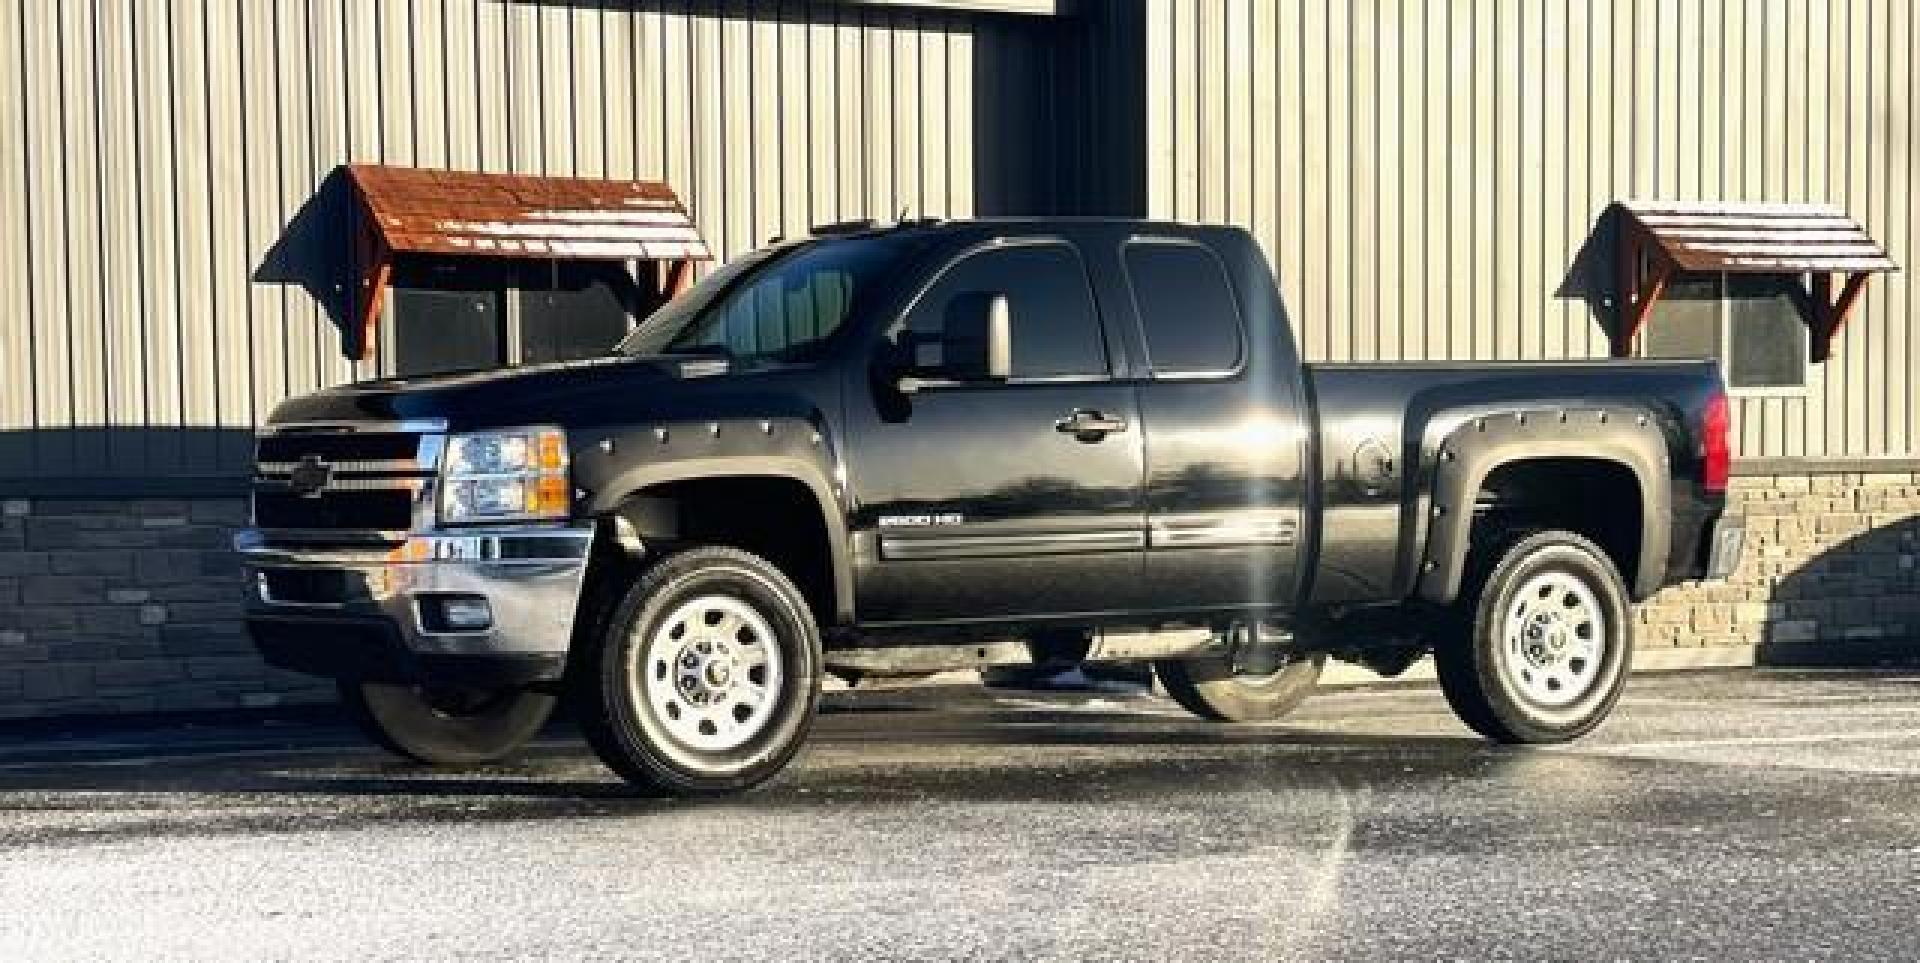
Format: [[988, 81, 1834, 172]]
[[573, 419, 854, 624], [1413, 406, 1671, 604]]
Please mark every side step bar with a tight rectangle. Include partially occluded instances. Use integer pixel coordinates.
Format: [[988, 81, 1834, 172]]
[[825, 627, 1231, 677]]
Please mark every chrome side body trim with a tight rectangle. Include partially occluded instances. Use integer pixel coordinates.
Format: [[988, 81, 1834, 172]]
[[878, 529, 1146, 561], [1147, 512, 1299, 549]]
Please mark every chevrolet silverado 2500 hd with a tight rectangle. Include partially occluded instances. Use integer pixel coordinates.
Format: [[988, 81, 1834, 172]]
[[240, 219, 1744, 795]]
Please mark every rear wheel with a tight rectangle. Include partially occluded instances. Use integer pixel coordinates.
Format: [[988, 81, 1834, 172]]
[[1155, 652, 1325, 722], [1434, 529, 1632, 743], [575, 546, 822, 796], [338, 680, 555, 765]]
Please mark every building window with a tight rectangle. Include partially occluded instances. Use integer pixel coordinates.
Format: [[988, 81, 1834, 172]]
[[1644, 272, 1808, 393], [386, 257, 646, 377]]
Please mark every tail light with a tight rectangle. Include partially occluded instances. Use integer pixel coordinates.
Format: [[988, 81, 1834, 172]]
[[1701, 390, 1731, 493]]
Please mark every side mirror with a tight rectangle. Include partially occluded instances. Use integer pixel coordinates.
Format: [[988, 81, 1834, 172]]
[[985, 293, 1012, 381], [892, 292, 1014, 391]]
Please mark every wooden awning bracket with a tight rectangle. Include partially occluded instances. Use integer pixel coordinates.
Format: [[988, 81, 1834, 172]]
[[1608, 200, 1896, 362], [351, 204, 391, 362], [1612, 228, 1675, 358], [1806, 271, 1869, 363]]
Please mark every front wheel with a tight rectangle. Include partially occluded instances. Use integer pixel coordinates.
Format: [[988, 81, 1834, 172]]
[[337, 681, 555, 765], [575, 546, 823, 796], [1434, 530, 1633, 744]]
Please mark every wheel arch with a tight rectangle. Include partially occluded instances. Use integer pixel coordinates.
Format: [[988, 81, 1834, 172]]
[[1414, 407, 1671, 604], [581, 456, 854, 626]]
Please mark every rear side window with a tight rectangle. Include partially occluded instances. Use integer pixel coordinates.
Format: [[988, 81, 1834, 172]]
[[901, 242, 1109, 379], [1124, 240, 1244, 376]]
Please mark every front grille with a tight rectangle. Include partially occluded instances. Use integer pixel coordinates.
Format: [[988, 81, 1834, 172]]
[[253, 426, 438, 534], [253, 489, 418, 531], [257, 432, 422, 463]]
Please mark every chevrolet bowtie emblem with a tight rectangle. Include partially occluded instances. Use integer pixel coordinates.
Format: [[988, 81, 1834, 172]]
[[287, 454, 334, 498]]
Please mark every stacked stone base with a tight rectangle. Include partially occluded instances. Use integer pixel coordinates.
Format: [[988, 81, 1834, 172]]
[[0, 473, 1917, 720], [1639, 473, 1920, 660], [0, 496, 331, 720]]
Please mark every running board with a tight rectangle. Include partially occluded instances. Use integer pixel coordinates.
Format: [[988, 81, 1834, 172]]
[[825, 627, 1229, 677]]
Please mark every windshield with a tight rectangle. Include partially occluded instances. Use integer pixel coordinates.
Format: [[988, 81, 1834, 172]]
[[618, 238, 907, 364]]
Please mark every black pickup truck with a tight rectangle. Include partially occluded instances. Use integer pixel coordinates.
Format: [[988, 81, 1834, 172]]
[[241, 219, 1744, 795]]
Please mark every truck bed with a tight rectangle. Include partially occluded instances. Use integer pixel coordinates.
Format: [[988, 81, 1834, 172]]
[[1301, 358, 1725, 604]]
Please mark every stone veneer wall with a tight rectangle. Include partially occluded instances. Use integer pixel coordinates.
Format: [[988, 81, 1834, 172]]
[[1638, 473, 1920, 659], [0, 496, 331, 720], [0, 475, 1917, 720]]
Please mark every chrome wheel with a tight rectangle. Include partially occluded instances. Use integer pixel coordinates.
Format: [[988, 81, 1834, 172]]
[[1498, 570, 1605, 708], [635, 594, 783, 752]]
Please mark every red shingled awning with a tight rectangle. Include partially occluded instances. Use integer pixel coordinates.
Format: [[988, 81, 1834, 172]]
[[343, 164, 712, 361], [1611, 200, 1897, 361]]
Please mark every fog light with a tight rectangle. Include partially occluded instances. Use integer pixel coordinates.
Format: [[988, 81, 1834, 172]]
[[421, 595, 492, 632]]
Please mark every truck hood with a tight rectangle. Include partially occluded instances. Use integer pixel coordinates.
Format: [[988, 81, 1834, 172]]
[[267, 355, 729, 429]]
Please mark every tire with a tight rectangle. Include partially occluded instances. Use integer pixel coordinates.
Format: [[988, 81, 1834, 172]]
[[1154, 652, 1325, 722], [337, 680, 555, 766], [1434, 529, 1633, 744], [574, 546, 823, 796]]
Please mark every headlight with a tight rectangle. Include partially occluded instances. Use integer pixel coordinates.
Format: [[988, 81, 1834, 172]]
[[440, 427, 570, 524]]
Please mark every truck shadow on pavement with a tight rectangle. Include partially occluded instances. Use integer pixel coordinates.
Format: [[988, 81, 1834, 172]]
[[0, 701, 1548, 824]]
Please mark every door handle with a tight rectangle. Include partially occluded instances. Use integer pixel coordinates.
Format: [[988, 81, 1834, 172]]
[[1055, 409, 1130, 438]]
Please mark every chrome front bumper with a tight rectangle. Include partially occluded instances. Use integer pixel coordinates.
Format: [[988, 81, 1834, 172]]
[[237, 525, 595, 660]]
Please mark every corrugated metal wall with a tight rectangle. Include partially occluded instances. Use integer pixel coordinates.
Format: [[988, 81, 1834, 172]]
[[0, 0, 1076, 486], [9, 0, 1911, 483], [1145, 0, 1917, 460]]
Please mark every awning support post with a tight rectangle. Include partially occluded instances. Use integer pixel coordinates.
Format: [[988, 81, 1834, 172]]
[[1613, 227, 1675, 358], [352, 218, 392, 364], [1807, 271, 1869, 363]]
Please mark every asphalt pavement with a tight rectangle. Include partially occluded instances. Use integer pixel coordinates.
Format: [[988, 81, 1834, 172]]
[[3, 669, 1920, 961]]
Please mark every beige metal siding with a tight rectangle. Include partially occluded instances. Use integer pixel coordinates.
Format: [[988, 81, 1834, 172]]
[[1146, 0, 1917, 460], [0, 0, 1047, 483]]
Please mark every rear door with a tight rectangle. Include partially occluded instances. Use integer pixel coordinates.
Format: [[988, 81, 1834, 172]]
[[1120, 235, 1311, 615], [846, 237, 1147, 624]]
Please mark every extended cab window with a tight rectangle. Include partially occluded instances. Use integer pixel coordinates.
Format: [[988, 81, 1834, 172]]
[[619, 240, 901, 365], [1124, 240, 1244, 376], [899, 242, 1109, 380]]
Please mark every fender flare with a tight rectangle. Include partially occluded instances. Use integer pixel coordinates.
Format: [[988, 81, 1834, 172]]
[[581, 453, 855, 625], [1413, 406, 1671, 604]]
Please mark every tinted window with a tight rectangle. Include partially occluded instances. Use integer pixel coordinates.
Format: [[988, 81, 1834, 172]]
[[388, 258, 508, 376], [1125, 241, 1244, 375], [1643, 273, 1723, 360], [620, 239, 901, 364], [1725, 275, 1807, 389], [901, 243, 1107, 379], [517, 262, 639, 365]]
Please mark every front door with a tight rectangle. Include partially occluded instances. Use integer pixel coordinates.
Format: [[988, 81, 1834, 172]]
[[846, 239, 1146, 624]]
